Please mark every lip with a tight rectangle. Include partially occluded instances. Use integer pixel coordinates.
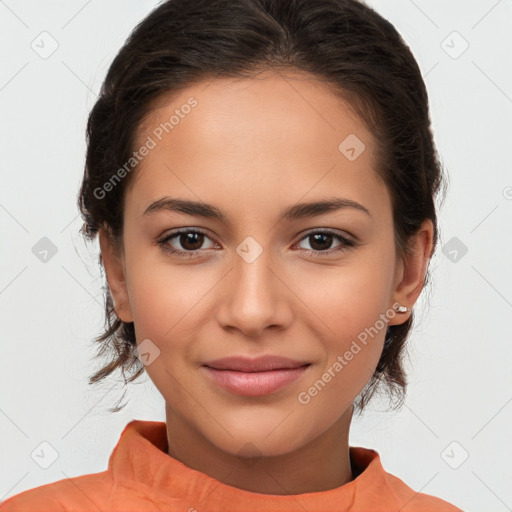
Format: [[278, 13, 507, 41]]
[[201, 356, 311, 396], [203, 355, 310, 372]]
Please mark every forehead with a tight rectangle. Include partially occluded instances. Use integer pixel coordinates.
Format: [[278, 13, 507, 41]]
[[136, 69, 373, 155], [126, 70, 387, 220]]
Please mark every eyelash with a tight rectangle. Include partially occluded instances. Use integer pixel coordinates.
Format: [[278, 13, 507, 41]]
[[157, 228, 357, 259]]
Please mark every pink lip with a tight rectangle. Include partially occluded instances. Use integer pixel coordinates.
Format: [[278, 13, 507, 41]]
[[203, 355, 310, 372], [201, 356, 311, 396]]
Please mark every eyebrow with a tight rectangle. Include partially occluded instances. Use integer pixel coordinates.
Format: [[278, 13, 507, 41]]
[[143, 196, 372, 221]]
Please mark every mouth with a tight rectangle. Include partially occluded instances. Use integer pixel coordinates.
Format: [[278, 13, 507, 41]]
[[201, 355, 311, 396], [202, 355, 310, 372]]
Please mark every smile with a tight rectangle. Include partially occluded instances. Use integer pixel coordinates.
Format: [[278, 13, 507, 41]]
[[201, 364, 311, 396]]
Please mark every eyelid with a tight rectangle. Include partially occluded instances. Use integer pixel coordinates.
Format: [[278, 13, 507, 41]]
[[158, 227, 218, 250], [157, 226, 357, 259], [295, 227, 356, 243], [293, 229, 356, 257]]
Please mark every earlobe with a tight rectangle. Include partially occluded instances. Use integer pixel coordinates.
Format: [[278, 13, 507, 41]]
[[98, 227, 134, 323], [393, 303, 410, 314], [388, 219, 434, 326]]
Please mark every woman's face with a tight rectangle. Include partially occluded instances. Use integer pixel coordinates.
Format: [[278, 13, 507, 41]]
[[102, 70, 428, 459]]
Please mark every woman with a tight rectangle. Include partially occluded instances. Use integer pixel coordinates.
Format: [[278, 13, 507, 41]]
[[2, 0, 461, 509]]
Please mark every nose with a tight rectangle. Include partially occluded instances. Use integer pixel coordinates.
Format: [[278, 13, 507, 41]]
[[216, 244, 293, 338]]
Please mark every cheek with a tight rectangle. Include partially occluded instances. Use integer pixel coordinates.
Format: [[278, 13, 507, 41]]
[[125, 253, 217, 341], [297, 244, 395, 398], [296, 307, 387, 425], [301, 247, 396, 340], [124, 263, 206, 403]]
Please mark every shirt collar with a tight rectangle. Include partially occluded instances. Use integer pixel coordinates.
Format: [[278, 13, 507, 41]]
[[108, 419, 395, 511]]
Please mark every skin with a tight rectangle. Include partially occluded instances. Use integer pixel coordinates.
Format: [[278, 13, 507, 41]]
[[99, 69, 434, 495]]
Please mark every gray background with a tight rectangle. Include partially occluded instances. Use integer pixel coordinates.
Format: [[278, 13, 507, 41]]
[[1, 1, 511, 510]]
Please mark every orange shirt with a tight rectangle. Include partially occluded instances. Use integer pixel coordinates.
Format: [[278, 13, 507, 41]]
[[1, 420, 462, 511]]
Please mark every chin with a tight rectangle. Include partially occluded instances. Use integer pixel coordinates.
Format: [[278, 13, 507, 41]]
[[206, 414, 318, 459]]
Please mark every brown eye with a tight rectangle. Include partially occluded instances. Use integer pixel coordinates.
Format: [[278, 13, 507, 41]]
[[308, 233, 334, 251], [296, 230, 355, 256], [178, 232, 205, 251], [158, 229, 217, 257]]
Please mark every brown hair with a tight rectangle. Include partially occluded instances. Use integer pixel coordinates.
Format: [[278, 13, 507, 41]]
[[78, 0, 446, 413]]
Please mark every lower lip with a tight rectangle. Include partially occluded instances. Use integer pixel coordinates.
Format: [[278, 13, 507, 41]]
[[201, 365, 310, 396]]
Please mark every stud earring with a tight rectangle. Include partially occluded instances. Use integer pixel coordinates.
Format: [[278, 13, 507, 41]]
[[394, 303, 410, 314]]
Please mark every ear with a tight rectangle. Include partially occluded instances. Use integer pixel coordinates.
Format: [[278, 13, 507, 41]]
[[388, 219, 434, 326], [98, 226, 134, 323]]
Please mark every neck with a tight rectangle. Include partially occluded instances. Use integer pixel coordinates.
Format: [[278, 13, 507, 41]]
[[165, 405, 354, 495]]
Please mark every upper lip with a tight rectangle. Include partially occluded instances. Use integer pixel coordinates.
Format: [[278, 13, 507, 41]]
[[203, 355, 310, 372]]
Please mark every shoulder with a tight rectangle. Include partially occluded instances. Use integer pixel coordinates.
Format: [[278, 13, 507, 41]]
[[383, 471, 463, 511], [0, 471, 114, 512], [349, 446, 462, 511]]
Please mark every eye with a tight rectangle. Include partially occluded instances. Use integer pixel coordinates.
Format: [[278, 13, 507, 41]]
[[157, 229, 217, 257], [295, 230, 356, 256], [157, 228, 357, 259]]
